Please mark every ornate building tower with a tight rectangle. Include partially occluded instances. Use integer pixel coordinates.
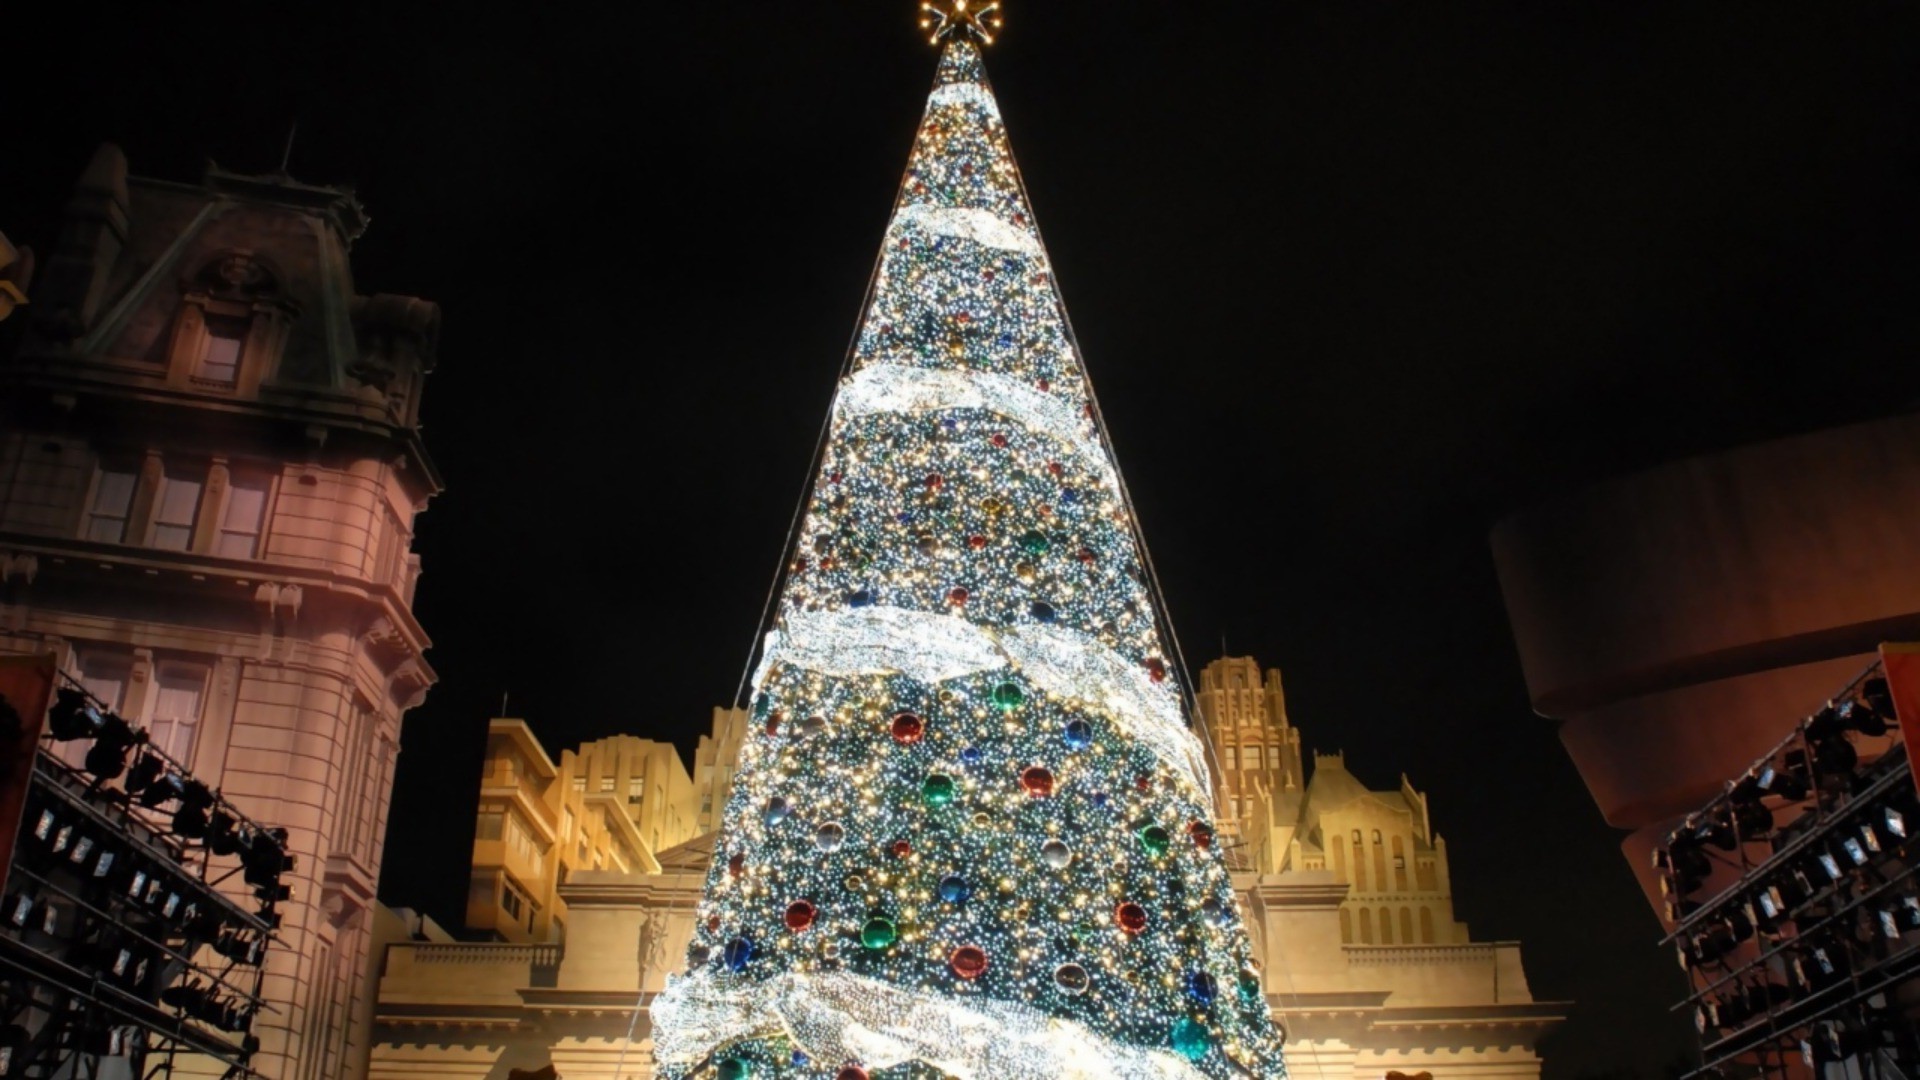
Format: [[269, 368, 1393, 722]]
[[0, 145, 440, 1079]]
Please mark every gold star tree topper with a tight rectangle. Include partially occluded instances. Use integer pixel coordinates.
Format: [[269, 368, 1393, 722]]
[[920, 0, 1004, 45]]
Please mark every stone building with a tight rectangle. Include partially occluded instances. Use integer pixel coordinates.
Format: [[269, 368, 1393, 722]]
[[0, 145, 440, 1079], [369, 658, 1562, 1080]]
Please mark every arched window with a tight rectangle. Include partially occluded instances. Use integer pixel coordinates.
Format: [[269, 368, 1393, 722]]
[[1371, 829, 1382, 844], [1331, 835, 1347, 881], [1357, 907, 1373, 944], [1392, 836, 1409, 891], [1338, 908, 1352, 943], [1351, 829, 1363, 845], [1420, 907, 1435, 944], [1378, 906, 1393, 943], [1400, 907, 1414, 943]]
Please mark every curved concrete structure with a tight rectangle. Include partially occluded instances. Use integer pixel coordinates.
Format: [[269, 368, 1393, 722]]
[[1490, 411, 1920, 909]]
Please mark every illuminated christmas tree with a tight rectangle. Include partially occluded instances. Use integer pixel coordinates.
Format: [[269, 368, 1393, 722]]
[[652, 6, 1289, 1079]]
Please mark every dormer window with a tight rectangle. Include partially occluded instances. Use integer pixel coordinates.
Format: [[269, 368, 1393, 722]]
[[196, 317, 245, 386]]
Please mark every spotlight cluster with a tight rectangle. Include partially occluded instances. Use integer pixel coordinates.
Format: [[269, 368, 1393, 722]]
[[1655, 666, 1920, 1075], [0, 676, 283, 1076]]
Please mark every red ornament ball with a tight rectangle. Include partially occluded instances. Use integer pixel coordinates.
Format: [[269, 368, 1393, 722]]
[[926, 473, 944, 490], [1077, 547, 1096, 564], [890, 712, 925, 745], [1036, 378, 1052, 392], [1189, 821, 1215, 850], [949, 945, 989, 980], [836, 1068, 871, 1080], [947, 586, 969, 606], [1135, 773, 1153, 793], [764, 711, 783, 738], [890, 838, 913, 859], [1020, 766, 1056, 798], [1115, 902, 1149, 935], [1047, 461, 1064, 478], [1146, 658, 1168, 683], [967, 534, 988, 550], [706, 915, 722, 934], [785, 900, 817, 931], [991, 433, 1009, 449], [727, 854, 745, 879]]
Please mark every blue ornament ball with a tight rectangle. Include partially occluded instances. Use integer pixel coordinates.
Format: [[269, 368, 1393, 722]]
[[938, 875, 971, 903], [960, 746, 983, 766], [723, 937, 755, 973], [1186, 970, 1219, 1004], [1063, 719, 1093, 750]]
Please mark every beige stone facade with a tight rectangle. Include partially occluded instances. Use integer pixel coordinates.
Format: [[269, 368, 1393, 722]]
[[369, 657, 1561, 1080], [0, 146, 440, 1080]]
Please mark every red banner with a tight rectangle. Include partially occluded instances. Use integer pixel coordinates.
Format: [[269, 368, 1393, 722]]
[[1881, 643, 1920, 797], [0, 654, 55, 895]]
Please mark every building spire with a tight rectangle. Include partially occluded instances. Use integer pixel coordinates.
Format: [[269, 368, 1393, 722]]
[[919, 0, 1003, 45]]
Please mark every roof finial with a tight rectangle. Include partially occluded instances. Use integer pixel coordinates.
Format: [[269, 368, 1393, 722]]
[[920, 0, 1003, 46], [278, 119, 299, 176]]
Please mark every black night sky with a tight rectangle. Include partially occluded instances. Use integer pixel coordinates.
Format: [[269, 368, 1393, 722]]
[[6, 4, 1918, 1076]]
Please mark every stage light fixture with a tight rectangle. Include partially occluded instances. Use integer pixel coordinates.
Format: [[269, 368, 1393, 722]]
[[1756, 765, 1809, 802], [81, 714, 137, 781], [46, 689, 105, 741], [205, 811, 241, 857], [171, 781, 215, 838], [137, 771, 185, 810], [1887, 804, 1909, 841], [122, 752, 165, 798]]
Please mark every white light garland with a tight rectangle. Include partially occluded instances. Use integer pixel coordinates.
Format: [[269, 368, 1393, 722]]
[[834, 363, 1117, 493], [653, 969, 1207, 1080], [927, 80, 1001, 117], [891, 203, 1043, 256], [752, 605, 1212, 798]]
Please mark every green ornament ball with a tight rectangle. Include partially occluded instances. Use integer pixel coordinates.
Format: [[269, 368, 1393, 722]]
[[922, 773, 957, 807], [991, 682, 1025, 712], [1018, 529, 1050, 555], [861, 916, 899, 951], [1138, 825, 1172, 856], [716, 1059, 753, 1080], [1170, 1017, 1213, 1062], [1238, 973, 1263, 1004]]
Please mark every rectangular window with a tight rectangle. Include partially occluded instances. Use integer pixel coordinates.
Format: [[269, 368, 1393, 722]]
[[87, 468, 137, 543], [197, 319, 245, 386], [599, 776, 615, 793], [77, 652, 132, 714], [1247, 745, 1263, 769], [148, 663, 206, 765], [570, 776, 586, 794], [474, 810, 504, 841], [1224, 747, 1238, 770], [151, 470, 203, 551], [628, 777, 645, 804], [562, 807, 576, 840], [216, 475, 269, 558]]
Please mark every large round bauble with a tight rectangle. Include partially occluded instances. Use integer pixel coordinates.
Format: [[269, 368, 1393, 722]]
[[1202, 898, 1229, 926], [1020, 766, 1055, 798], [723, 937, 755, 972], [890, 712, 925, 744], [922, 773, 957, 807], [1115, 903, 1148, 935], [785, 901, 817, 932], [1138, 825, 1171, 857], [1187, 970, 1218, 1004], [889, 838, 913, 859], [727, 853, 745, 878], [1031, 601, 1057, 622], [938, 875, 970, 903], [687, 944, 711, 967], [949, 945, 989, 980], [947, 586, 969, 606], [1062, 720, 1093, 749], [764, 797, 791, 826], [992, 682, 1025, 712], [1238, 970, 1263, 1004], [1018, 530, 1050, 556], [1041, 840, 1073, 870], [860, 916, 898, 951], [815, 822, 846, 853], [1188, 821, 1214, 849], [959, 746, 983, 766], [836, 1067, 870, 1080], [1169, 1018, 1212, 1062], [800, 715, 829, 737], [1054, 963, 1090, 995], [716, 1059, 753, 1080]]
